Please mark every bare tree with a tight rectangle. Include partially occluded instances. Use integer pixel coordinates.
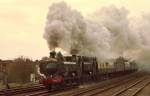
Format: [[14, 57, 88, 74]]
[[8, 56, 35, 83]]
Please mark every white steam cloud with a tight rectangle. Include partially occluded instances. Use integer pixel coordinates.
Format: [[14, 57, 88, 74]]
[[44, 2, 150, 70]]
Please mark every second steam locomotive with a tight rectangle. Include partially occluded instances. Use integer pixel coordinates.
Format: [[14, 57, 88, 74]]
[[38, 51, 138, 89]]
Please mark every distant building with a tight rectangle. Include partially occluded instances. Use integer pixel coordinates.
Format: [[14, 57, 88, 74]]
[[0, 60, 12, 72], [0, 60, 12, 84]]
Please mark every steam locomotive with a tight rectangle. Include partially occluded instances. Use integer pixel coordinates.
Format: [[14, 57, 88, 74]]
[[38, 51, 138, 89]]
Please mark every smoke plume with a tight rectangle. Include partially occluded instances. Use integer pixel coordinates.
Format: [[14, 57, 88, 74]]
[[44, 2, 87, 54], [44, 1, 150, 70]]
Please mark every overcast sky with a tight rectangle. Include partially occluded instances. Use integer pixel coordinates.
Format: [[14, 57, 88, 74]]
[[0, 0, 150, 60]]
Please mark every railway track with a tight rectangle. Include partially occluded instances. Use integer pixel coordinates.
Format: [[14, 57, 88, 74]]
[[1, 72, 148, 96], [25, 73, 136, 96], [62, 73, 149, 96], [71, 75, 146, 96], [25, 74, 136, 96], [111, 76, 150, 96], [0, 84, 45, 96], [25, 86, 77, 96], [81, 76, 147, 96], [53, 72, 143, 96], [24, 90, 50, 96]]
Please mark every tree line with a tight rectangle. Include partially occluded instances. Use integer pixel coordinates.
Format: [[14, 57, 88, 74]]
[[0, 56, 40, 84]]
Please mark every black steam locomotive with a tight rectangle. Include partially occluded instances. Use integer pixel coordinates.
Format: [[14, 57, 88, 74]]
[[38, 51, 138, 89]]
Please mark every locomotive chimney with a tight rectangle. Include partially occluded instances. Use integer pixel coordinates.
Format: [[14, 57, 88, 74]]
[[70, 49, 78, 57], [49, 51, 56, 58]]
